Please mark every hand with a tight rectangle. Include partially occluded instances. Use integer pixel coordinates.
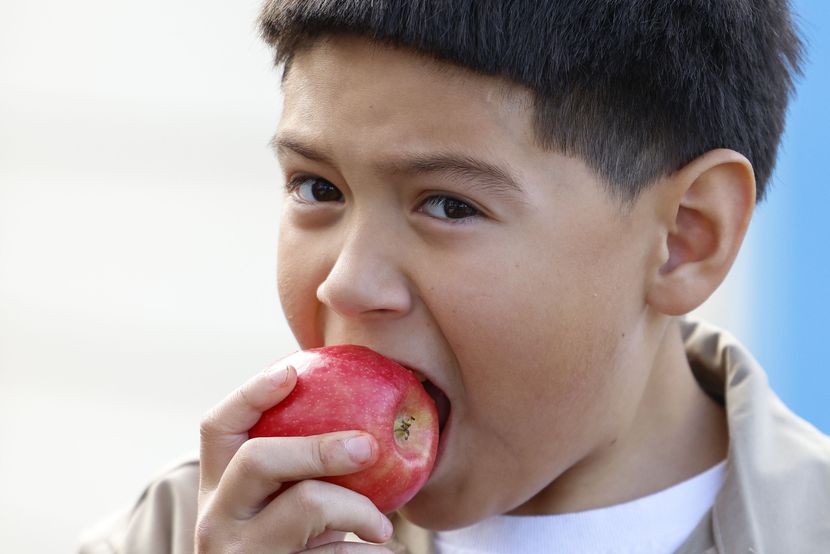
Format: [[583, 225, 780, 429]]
[[195, 362, 395, 553]]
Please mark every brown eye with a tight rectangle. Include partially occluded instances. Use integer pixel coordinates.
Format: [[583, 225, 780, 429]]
[[292, 177, 344, 203], [421, 195, 480, 220]]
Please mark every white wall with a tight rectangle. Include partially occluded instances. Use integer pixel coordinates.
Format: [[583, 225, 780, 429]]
[[0, 2, 752, 552], [0, 1, 298, 552]]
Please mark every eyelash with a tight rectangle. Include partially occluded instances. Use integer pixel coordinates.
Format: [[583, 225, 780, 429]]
[[420, 195, 481, 223], [285, 175, 344, 203], [284, 175, 483, 223]]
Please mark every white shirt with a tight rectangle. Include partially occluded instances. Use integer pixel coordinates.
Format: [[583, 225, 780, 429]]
[[433, 460, 726, 554]]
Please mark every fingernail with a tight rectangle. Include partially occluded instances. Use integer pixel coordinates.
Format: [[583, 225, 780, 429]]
[[266, 364, 291, 386], [343, 435, 373, 464]]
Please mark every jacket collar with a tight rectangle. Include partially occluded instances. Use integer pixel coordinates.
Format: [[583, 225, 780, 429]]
[[680, 317, 830, 552]]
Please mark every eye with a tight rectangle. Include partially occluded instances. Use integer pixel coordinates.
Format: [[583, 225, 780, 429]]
[[420, 195, 481, 221], [287, 176, 344, 203]]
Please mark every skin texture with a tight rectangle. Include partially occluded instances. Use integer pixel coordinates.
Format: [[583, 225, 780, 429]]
[[273, 35, 754, 531]]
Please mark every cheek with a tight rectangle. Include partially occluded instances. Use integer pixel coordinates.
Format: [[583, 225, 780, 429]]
[[427, 243, 635, 453], [277, 225, 326, 348], [422, 284, 622, 517], [444, 284, 616, 421]]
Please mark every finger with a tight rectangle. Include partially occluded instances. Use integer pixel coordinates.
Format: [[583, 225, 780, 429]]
[[252, 479, 394, 549], [199, 362, 297, 491], [215, 431, 378, 519], [305, 529, 347, 549], [305, 544, 393, 554]]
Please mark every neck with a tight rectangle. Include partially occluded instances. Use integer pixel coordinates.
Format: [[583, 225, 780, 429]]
[[510, 317, 729, 515]]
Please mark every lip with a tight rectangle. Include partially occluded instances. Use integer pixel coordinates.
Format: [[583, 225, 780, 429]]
[[432, 410, 451, 474], [393, 359, 439, 388], [389, 358, 447, 396]]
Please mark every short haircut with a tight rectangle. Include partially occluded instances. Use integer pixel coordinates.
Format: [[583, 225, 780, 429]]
[[259, 1, 804, 203]]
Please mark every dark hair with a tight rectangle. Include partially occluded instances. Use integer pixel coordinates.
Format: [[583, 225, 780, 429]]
[[259, 0, 803, 202]]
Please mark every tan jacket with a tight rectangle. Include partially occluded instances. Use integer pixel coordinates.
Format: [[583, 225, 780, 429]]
[[79, 318, 830, 553]]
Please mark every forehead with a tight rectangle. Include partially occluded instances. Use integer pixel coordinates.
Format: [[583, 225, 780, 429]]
[[278, 35, 538, 157]]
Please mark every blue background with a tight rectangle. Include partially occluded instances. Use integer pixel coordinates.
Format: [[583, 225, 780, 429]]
[[748, 0, 829, 433]]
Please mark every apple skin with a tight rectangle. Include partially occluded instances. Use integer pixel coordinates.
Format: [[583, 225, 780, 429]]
[[248, 345, 439, 513]]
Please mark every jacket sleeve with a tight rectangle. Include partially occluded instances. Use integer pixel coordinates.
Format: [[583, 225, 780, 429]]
[[77, 455, 428, 554], [78, 458, 200, 554]]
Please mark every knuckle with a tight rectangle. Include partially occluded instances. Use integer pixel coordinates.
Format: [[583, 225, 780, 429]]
[[199, 408, 225, 443], [233, 438, 267, 479], [235, 384, 253, 409], [195, 513, 244, 554], [194, 515, 219, 553], [308, 438, 332, 474], [293, 479, 326, 519]]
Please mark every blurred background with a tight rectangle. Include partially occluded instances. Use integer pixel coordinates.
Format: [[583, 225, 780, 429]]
[[1, 0, 827, 551]]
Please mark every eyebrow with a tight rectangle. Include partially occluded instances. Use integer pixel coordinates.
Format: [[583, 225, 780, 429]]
[[272, 135, 335, 166], [272, 133, 526, 200]]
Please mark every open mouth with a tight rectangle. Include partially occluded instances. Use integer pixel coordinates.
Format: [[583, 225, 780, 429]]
[[420, 378, 451, 434], [398, 363, 451, 435]]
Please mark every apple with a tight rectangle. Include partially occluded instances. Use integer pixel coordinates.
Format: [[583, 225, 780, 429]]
[[248, 344, 439, 513]]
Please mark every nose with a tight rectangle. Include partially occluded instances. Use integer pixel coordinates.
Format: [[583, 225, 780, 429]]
[[316, 228, 413, 320]]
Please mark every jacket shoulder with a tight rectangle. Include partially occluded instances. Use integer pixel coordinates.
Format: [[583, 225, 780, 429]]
[[78, 455, 200, 554]]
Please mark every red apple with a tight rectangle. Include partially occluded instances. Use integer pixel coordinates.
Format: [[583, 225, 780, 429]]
[[248, 345, 439, 513]]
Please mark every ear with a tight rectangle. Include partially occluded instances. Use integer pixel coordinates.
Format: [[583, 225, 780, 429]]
[[645, 149, 756, 316]]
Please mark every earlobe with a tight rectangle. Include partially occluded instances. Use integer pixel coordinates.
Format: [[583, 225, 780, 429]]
[[646, 149, 756, 316]]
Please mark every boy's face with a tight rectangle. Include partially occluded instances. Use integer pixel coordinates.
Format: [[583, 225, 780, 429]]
[[276, 36, 664, 528]]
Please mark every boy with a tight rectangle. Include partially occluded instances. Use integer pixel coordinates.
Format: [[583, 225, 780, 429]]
[[80, 1, 830, 553]]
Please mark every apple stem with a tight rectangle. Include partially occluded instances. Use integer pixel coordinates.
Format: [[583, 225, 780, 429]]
[[394, 415, 416, 441]]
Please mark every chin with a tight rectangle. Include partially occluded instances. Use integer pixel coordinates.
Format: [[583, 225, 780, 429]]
[[397, 489, 490, 531], [397, 504, 461, 531]]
